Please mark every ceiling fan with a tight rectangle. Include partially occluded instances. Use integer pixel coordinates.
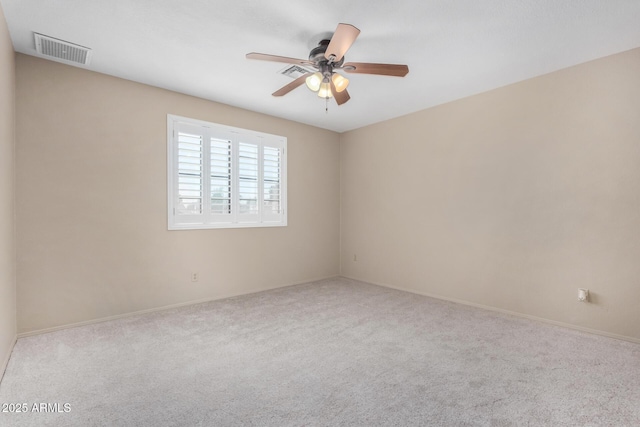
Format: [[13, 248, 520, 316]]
[[246, 23, 409, 106]]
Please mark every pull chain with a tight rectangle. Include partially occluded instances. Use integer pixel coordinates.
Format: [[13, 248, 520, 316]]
[[325, 96, 329, 114]]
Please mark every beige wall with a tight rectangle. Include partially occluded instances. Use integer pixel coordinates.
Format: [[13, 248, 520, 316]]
[[11, 43, 640, 342], [0, 3, 16, 374], [341, 48, 640, 341], [16, 54, 340, 334]]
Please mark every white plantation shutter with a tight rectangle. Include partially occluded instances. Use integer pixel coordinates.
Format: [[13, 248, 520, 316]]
[[168, 115, 287, 230], [210, 137, 233, 221], [262, 141, 285, 223], [175, 125, 204, 224], [238, 140, 260, 222]]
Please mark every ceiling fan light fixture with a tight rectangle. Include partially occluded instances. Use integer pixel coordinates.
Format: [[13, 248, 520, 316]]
[[305, 72, 323, 92], [247, 22, 409, 106], [317, 81, 333, 98], [331, 73, 349, 92]]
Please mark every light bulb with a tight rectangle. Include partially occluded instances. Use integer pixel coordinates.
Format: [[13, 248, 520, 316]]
[[331, 73, 349, 92], [305, 72, 322, 92], [317, 81, 333, 98]]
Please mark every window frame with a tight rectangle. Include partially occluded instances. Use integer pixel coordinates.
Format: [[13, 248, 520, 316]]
[[167, 114, 287, 230]]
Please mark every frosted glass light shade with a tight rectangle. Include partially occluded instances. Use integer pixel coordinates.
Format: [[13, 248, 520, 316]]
[[317, 81, 333, 98], [305, 72, 322, 92], [332, 73, 349, 92]]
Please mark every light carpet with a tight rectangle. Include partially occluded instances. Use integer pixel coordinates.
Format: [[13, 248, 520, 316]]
[[1, 277, 639, 426]]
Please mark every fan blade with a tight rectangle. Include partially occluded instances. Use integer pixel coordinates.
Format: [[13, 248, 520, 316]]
[[330, 79, 351, 106], [272, 73, 312, 97], [324, 23, 360, 62], [246, 52, 314, 66], [342, 62, 409, 77]]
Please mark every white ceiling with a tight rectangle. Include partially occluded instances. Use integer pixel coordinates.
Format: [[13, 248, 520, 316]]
[[2, 0, 640, 133]]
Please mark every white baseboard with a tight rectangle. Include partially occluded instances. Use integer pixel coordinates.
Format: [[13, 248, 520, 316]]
[[0, 335, 17, 384], [341, 275, 640, 345], [17, 275, 340, 339]]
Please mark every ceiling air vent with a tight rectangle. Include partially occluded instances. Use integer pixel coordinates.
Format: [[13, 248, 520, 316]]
[[34, 33, 92, 65], [278, 64, 314, 79]]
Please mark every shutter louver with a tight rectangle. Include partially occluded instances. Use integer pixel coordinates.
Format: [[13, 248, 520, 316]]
[[177, 132, 203, 215], [238, 142, 259, 216], [210, 138, 232, 215], [263, 146, 282, 215]]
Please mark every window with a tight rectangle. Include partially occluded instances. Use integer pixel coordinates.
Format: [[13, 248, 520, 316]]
[[167, 115, 287, 230]]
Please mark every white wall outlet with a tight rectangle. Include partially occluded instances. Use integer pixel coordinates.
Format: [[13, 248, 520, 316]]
[[191, 272, 199, 282], [578, 288, 589, 302]]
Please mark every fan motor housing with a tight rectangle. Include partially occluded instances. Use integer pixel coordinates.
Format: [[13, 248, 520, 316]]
[[308, 40, 344, 68]]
